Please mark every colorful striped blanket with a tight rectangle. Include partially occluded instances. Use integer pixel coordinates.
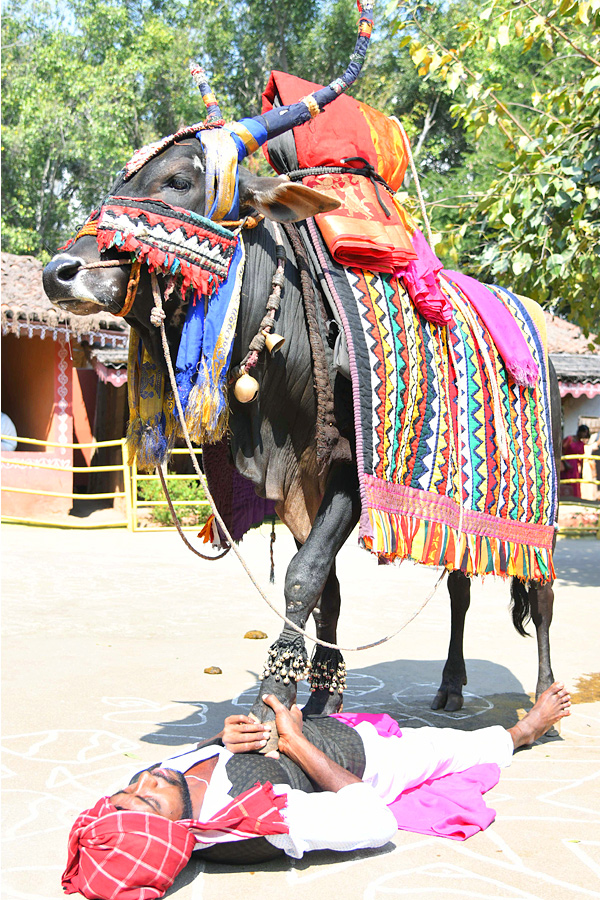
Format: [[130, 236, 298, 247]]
[[306, 223, 558, 583]]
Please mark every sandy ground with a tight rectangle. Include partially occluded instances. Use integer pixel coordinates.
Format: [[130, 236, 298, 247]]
[[2, 523, 599, 900]]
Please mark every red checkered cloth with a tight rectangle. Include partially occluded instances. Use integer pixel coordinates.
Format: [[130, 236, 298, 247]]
[[187, 779, 290, 847], [62, 783, 289, 899], [61, 797, 195, 900]]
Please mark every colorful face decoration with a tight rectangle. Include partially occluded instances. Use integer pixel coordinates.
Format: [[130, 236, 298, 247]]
[[96, 196, 239, 295]]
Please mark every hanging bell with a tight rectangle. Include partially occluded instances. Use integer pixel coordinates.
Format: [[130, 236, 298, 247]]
[[234, 372, 259, 403], [264, 332, 285, 354]]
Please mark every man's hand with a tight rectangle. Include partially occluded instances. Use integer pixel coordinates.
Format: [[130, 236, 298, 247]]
[[262, 694, 304, 758], [263, 694, 361, 792], [222, 714, 272, 753]]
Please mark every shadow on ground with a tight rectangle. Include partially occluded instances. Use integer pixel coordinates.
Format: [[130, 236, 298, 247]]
[[139, 658, 555, 748], [165, 841, 397, 893]]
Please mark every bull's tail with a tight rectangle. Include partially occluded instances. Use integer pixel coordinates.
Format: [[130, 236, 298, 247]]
[[510, 578, 532, 637]]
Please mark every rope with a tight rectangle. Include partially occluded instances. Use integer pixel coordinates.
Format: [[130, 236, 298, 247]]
[[80, 260, 129, 269], [229, 221, 286, 384], [282, 222, 343, 471], [286, 159, 395, 218], [79, 257, 141, 317], [396, 119, 435, 247], [149, 269, 447, 653], [157, 465, 230, 560]]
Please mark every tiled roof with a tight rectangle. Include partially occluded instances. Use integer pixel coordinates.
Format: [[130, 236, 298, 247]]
[[544, 311, 598, 354], [550, 353, 600, 383], [1, 252, 128, 338]]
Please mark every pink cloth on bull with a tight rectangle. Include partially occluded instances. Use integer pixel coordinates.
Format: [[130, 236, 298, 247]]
[[395, 228, 454, 326], [332, 712, 500, 841], [395, 229, 539, 387], [443, 270, 539, 387]]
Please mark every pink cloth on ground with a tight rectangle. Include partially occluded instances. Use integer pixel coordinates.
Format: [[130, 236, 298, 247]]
[[332, 712, 500, 841], [443, 270, 539, 387]]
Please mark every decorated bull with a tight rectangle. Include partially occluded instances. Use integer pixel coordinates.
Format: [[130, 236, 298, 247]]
[[42, 0, 561, 725]]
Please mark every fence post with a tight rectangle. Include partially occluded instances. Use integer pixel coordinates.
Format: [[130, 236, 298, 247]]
[[131, 456, 139, 532], [121, 439, 134, 531]]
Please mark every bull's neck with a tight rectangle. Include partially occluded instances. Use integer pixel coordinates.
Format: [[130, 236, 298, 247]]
[[227, 221, 323, 538]]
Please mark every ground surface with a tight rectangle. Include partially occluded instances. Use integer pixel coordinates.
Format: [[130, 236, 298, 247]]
[[2, 524, 599, 900]]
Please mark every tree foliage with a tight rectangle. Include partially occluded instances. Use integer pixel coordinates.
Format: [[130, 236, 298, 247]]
[[0, 0, 469, 257], [2, 0, 598, 333], [391, 0, 600, 334], [2, 0, 201, 256]]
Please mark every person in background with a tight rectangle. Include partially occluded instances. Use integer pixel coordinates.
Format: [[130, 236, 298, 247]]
[[1, 411, 18, 451], [560, 424, 590, 498]]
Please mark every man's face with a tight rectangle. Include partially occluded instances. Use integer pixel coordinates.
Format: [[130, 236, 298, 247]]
[[110, 768, 188, 821]]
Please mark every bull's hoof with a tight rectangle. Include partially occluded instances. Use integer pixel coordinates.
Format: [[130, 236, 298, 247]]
[[251, 634, 309, 723], [302, 688, 343, 718], [444, 692, 465, 712], [249, 675, 298, 724], [431, 688, 447, 710], [249, 713, 280, 754], [431, 687, 464, 712]]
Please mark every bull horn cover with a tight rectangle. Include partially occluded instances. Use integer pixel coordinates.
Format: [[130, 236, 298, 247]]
[[225, 1, 374, 161]]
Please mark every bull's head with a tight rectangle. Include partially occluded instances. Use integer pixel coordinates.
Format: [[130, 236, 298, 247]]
[[42, 153, 340, 363], [42, 1, 373, 368]]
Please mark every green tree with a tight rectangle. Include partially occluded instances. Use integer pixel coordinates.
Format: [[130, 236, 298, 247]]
[[391, 0, 600, 335], [2, 0, 200, 256]]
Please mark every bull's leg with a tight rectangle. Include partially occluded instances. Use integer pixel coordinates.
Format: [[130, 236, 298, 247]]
[[250, 464, 360, 721], [303, 561, 346, 717], [529, 580, 555, 699], [431, 570, 470, 712]]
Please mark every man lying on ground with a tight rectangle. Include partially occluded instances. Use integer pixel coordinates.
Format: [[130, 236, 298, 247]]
[[62, 682, 571, 900]]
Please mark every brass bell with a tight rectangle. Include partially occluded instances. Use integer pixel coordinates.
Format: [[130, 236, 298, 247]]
[[234, 372, 259, 403], [264, 332, 285, 354]]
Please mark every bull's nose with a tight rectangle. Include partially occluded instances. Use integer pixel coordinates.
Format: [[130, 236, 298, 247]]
[[42, 255, 83, 298]]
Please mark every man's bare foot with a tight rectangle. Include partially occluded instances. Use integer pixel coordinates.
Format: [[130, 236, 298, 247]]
[[508, 682, 571, 749]]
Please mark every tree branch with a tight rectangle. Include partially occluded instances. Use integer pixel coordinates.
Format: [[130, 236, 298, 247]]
[[516, 0, 600, 68], [411, 16, 546, 155]]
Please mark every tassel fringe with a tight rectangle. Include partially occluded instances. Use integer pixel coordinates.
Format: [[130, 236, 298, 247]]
[[126, 414, 174, 472], [363, 510, 555, 584], [182, 357, 230, 445], [97, 229, 217, 296]]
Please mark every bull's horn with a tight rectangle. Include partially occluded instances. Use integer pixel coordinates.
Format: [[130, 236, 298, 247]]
[[190, 63, 224, 123], [225, 0, 374, 160]]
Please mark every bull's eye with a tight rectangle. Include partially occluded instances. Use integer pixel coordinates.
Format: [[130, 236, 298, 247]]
[[166, 176, 191, 192]]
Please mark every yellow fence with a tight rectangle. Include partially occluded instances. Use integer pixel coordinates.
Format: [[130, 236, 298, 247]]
[[558, 452, 600, 538], [1, 435, 210, 531], [130, 448, 211, 532], [2, 435, 598, 536]]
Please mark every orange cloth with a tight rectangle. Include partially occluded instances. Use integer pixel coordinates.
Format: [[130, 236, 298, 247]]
[[262, 72, 409, 190], [303, 173, 417, 273], [262, 71, 415, 272]]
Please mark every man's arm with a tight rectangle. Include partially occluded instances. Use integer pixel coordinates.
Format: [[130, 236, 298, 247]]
[[263, 695, 361, 791], [261, 695, 397, 858]]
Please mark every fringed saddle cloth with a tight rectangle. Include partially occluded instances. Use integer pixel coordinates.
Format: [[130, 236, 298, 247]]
[[264, 73, 558, 584], [305, 223, 558, 583]]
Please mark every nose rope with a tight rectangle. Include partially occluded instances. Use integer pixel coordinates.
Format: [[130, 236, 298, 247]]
[[77, 257, 142, 318], [149, 270, 447, 654]]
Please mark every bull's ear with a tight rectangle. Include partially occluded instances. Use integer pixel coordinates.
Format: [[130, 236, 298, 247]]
[[238, 170, 340, 222]]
